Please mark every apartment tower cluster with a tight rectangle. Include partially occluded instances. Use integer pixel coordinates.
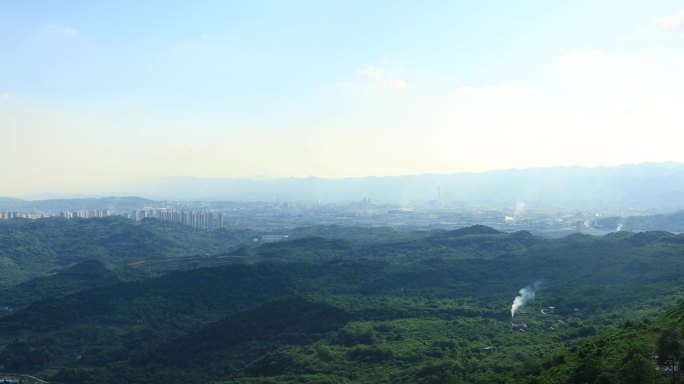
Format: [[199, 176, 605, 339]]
[[0, 212, 30, 220], [130, 208, 223, 230], [59, 210, 111, 219]]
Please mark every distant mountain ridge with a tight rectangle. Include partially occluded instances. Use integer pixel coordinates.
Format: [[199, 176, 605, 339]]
[[115, 162, 684, 211], [0, 196, 155, 213], [4, 163, 684, 212]]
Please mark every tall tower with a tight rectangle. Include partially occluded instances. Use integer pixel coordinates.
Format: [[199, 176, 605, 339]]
[[437, 178, 441, 203]]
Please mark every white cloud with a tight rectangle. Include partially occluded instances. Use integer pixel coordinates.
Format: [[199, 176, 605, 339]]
[[339, 63, 406, 93], [356, 65, 387, 82], [637, 11, 684, 35], [650, 11, 684, 31], [342, 46, 684, 173], [317, 40, 684, 175], [550, 48, 682, 111], [43, 24, 79, 36], [0, 93, 9, 100]]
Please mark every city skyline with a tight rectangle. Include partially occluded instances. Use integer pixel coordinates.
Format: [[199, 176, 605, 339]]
[[2, 1, 684, 196]]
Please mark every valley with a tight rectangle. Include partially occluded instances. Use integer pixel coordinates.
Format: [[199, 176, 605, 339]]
[[1, 218, 684, 383]]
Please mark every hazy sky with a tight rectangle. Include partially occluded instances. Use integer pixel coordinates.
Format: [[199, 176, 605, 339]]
[[2, 1, 684, 196]]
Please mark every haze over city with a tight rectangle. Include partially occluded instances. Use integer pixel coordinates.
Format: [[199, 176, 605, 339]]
[[7, 3, 684, 384], [2, 1, 684, 197]]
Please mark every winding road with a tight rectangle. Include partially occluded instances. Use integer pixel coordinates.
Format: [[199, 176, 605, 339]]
[[0, 372, 49, 383]]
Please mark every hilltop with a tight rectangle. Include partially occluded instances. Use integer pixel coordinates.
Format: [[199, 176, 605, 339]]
[[2, 226, 684, 382], [0, 216, 258, 285]]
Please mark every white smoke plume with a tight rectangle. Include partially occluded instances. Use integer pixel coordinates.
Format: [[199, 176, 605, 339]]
[[514, 200, 525, 217], [511, 283, 540, 317]]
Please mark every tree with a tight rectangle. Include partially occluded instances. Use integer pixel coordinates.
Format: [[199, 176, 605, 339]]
[[622, 353, 668, 384], [656, 329, 682, 384]]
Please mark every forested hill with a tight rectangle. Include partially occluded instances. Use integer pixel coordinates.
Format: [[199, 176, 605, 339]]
[[0, 216, 259, 285], [2, 226, 684, 383], [0, 259, 124, 309], [0, 217, 541, 287], [600, 210, 684, 233], [523, 296, 684, 383]]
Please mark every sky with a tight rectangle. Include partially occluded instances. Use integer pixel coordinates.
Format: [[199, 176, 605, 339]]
[[2, 1, 684, 196]]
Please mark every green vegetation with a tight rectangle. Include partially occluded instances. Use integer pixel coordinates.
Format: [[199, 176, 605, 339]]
[[520, 298, 684, 384], [0, 216, 259, 286], [0, 259, 125, 309], [600, 210, 684, 233], [1, 221, 684, 383]]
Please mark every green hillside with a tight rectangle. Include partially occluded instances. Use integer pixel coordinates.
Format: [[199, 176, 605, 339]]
[[518, 297, 684, 384], [0, 216, 258, 285], [600, 210, 684, 233], [2, 225, 684, 383], [0, 260, 123, 309]]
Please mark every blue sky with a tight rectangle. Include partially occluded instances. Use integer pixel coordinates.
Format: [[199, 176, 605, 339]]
[[2, 1, 684, 195]]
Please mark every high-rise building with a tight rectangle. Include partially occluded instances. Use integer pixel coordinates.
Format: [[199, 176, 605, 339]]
[[130, 208, 223, 230], [0, 212, 29, 219]]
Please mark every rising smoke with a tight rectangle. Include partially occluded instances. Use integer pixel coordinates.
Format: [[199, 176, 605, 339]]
[[511, 282, 540, 317], [514, 200, 525, 217]]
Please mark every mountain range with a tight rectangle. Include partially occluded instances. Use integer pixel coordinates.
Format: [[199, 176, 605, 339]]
[[110, 162, 684, 211], [4, 162, 684, 214]]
